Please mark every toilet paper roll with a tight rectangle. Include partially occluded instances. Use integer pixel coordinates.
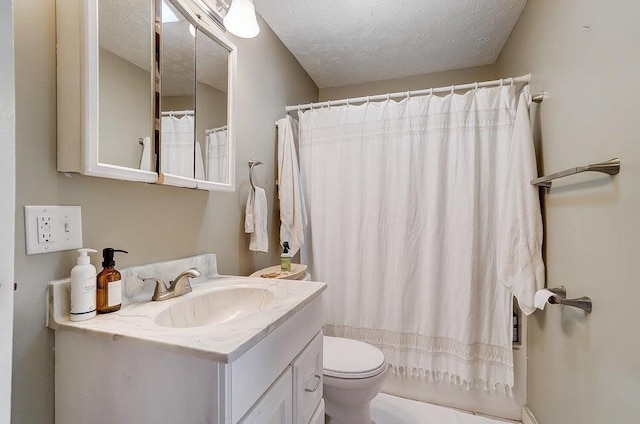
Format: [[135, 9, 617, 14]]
[[534, 289, 557, 310]]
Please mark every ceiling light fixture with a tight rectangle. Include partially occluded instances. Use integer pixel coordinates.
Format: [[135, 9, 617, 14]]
[[223, 0, 260, 39]]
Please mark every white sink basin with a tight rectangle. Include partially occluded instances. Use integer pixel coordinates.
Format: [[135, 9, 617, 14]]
[[154, 286, 275, 328]]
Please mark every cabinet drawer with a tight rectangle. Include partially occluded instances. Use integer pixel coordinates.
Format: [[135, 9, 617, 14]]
[[292, 331, 323, 424]]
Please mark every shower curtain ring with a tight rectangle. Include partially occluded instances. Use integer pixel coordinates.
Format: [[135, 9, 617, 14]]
[[429, 88, 433, 96], [451, 85, 455, 95], [366, 96, 370, 105], [474, 82, 479, 91], [509, 77, 514, 86], [406, 91, 410, 100], [346, 98, 350, 106]]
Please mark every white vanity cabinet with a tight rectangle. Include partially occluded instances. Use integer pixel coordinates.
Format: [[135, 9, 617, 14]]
[[52, 278, 325, 424], [240, 332, 324, 424]]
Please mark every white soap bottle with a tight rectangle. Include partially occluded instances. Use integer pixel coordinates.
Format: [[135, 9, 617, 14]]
[[70, 248, 98, 322]]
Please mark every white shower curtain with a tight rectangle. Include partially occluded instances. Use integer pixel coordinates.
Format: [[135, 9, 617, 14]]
[[161, 115, 195, 178], [206, 130, 228, 183], [298, 85, 544, 390]]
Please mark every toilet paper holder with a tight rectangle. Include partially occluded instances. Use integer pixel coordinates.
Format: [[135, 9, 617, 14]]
[[547, 287, 593, 313]]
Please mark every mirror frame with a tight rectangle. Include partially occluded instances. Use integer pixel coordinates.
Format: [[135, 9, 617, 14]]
[[62, 0, 158, 183], [158, 0, 237, 192]]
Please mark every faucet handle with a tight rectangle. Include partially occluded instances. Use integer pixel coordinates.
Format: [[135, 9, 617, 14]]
[[143, 278, 168, 301]]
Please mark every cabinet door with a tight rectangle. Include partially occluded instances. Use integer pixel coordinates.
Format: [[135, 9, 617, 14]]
[[292, 332, 323, 424], [239, 367, 292, 424], [309, 400, 325, 424]]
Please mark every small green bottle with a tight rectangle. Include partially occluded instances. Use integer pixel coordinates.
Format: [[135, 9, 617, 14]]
[[281, 242, 291, 273]]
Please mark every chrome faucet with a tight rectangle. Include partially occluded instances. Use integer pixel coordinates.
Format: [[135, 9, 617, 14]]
[[145, 268, 201, 301]]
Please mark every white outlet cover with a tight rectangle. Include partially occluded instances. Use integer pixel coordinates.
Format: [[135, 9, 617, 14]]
[[24, 206, 83, 255]]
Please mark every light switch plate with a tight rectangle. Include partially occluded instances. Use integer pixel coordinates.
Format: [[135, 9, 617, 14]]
[[24, 206, 83, 255]]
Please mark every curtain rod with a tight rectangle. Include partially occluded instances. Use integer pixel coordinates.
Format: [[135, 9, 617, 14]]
[[161, 110, 194, 116], [285, 74, 543, 113], [206, 125, 227, 134]]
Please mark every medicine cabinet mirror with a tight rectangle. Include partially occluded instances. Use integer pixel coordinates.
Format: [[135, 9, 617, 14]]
[[159, 0, 236, 191], [57, 0, 157, 183], [56, 0, 236, 192]]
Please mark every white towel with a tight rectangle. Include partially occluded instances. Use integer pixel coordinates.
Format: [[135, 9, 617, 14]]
[[277, 116, 307, 256], [497, 87, 545, 315], [245, 187, 268, 252], [139, 136, 154, 171]]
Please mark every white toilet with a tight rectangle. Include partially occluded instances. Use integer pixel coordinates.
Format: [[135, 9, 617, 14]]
[[322, 335, 387, 424]]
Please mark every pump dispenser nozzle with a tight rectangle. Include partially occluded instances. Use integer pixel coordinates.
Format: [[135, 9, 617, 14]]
[[102, 248, 128, 267], [76, 248, 97, 265]]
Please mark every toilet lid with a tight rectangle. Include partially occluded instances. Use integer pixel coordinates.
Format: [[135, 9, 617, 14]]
[[323, 336, 386, 379]]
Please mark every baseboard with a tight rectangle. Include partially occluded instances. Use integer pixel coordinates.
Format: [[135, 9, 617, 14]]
[[522, 407, 539, 424]]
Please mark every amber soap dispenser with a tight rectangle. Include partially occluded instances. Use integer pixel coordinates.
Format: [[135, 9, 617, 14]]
[[96, 248, 128, 313]]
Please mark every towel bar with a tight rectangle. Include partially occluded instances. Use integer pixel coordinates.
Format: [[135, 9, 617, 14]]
[[531, 158, 620, 188], [248, 160, 263, 190]]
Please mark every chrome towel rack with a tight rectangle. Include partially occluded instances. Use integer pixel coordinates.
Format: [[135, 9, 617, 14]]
[[531, 158, 621, 188], [547, 287, 592, 313], [248, 160, 263, 190]]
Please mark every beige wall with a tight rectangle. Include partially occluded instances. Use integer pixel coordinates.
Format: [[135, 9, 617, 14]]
[[99, 48, 153, 169], [496, 0, 640, 422], [319, 65, 496, 101], [11, 1, 317, 422]]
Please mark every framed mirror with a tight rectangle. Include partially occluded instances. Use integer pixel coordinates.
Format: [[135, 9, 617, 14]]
[[158, 0, 198, 188], [57, 0, 158, 183], [194, 26, 234, 189], [158, 0, 236, 191]]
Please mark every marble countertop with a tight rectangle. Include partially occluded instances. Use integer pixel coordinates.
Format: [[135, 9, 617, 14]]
[[49, 275, 326, 363]]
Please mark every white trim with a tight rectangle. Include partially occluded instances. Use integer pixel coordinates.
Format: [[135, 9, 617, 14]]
[[0, 0, 15, 418], [522, 407, 539, 424]]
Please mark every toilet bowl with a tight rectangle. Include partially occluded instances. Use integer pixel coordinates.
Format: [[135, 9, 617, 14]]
[[323, 336, 387, 424]]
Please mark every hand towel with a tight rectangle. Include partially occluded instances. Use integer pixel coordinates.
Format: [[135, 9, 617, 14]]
[[139, 136, 153, 171], [277, 116, 307, 256], [245, 187, 268, 252], [497, 87, 545, 315]]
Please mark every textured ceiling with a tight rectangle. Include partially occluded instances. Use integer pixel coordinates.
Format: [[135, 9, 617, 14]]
[[253, 0, 528, 88], [100, 0, 228, 96]]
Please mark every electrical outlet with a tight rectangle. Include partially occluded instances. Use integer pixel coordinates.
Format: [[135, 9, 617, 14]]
[[25, 206, 83, 255], [37, 215, 53, 243]]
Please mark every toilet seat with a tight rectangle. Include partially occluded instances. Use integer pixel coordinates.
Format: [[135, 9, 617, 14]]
[[323, 336, 386, 379]]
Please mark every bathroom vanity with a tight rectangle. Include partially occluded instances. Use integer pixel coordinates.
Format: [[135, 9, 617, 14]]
[[48, 255, 326, 424]]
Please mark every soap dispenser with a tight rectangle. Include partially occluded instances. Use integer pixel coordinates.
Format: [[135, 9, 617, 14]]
[[281, 242, 291, 273], [70, 248, 97, 322], [96, 248, 128, 314]]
